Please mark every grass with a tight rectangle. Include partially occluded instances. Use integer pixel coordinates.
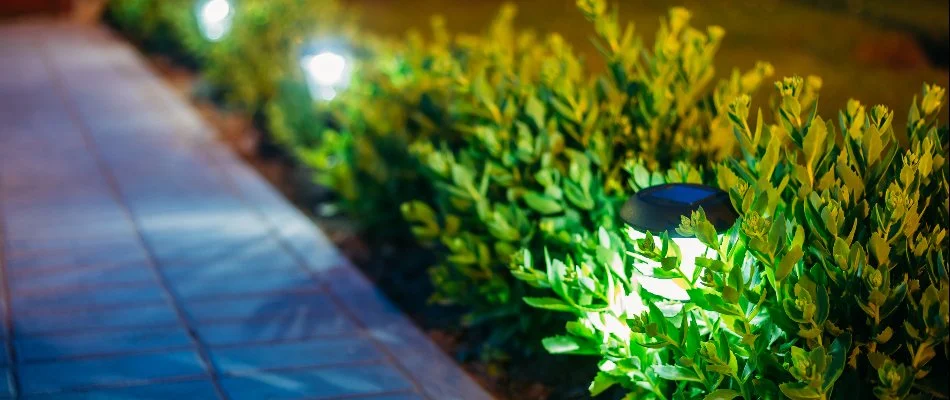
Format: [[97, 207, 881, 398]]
[[347, 0, 949, 124]]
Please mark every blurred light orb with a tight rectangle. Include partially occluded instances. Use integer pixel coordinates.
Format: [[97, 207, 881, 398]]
[[303, 52, 347, 86], [620, 183, 738, 301], [201, 0, 231, 23], [300, 49, 351, 101], [197, 0, 233, 42]]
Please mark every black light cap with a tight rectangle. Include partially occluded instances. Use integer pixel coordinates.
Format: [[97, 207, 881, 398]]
[[620, 183, 738, 238]]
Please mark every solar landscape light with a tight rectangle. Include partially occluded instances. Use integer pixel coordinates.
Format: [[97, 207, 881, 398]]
[[620, 183, 738, 301], [299, 42, 352, 101], [196, 0, 234, 42]]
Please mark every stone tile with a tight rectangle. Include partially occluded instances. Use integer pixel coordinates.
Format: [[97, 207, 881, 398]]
[[194, 315, 354, 347], [183, 293, 335, 323], [145, 232, 283, 265], [5, 248, 148, 273], [5, 236, 140, 255], [3, 221, 133, 242], [137, 211, 267, 235], [267, 219, 346, 275], [15, 304, 179, 334], [18, 350, 207, 394], [17, 326, 193, 362], [12, 284, 166, 312], [210, 337, 382, 374], [9, 263, 154, 293], [159, 242, 300, 283], [21, 379, 219, 399], [129, 196, 247, 219], [161, 260, 302, 287], [322, 265, 493, 400], [168, 271, 315, 300], [219, 365, 414, 400]]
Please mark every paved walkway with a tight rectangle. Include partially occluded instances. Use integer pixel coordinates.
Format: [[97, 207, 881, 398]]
[[0, 21, 491, 400]]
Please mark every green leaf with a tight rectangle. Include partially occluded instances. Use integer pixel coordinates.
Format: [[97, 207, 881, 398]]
[[699, 292, 741, 316], [542, 335, 597, 355], [767, 215, 787, 257], [523, 191, 563, 215], [722, 286, 740, 303], [869, 232, 890, 267], [522, 297, 575, 313], [526, 95, 546, 128], [802, 119, 827, 170], [563, 180, 595, 210], [685, 313, 700, 356], [823, 333, 851, 393], [695, 218, 720, 248], [589, 372, 617, 396], [633, 163, 651, 188], [704, 389, 741, 400], [757, 136, 781, 186], [780, 382, 822, 400], [835, 162, 865, 198], [776, 245, 802, 282], [653, 365, 702, 382]]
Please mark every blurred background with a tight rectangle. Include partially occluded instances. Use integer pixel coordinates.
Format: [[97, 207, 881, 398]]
[[4, 0, 948, 122], [348, 0, 950, 122]]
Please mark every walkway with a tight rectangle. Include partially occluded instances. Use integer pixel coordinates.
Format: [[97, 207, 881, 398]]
[[0, 21, 491, 400]]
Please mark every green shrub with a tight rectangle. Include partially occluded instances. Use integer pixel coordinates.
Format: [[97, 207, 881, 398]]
[[515, 78, 948, 398], [104, 0, 166, 42], [104, 0, 190, 61], [160, 1, 212, 62], [271, 27, 455, 236], [196, 0, 354, 112], [400, 3, 772, 355], [109, 2, 950, 396]]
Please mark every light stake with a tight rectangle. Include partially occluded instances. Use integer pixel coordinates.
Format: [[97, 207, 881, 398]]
[[196, 0, 233, 42], [620, 183, 737, 301]]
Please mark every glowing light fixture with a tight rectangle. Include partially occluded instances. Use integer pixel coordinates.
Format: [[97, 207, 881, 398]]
[[620, 183, 737, 301], [196, 0, 233, 42], [299, 46, 352, 101]]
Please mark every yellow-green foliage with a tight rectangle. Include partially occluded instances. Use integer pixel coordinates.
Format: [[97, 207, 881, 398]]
[[271, 29, 458, 234], [515, 79, 948, 398], [108, 2, 950, 394], [399, 4, 772, 351]]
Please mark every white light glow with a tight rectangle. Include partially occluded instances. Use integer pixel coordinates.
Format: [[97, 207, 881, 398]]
[[629, 230, 719, 301], [303, 52, 347, 86], [314, 87, 338, 101], [197, 0, 233, 41], [300, 50, 350, 101], [201, 0, 231, 24]]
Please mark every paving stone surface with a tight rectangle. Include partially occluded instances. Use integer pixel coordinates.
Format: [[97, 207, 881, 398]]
[[0, 21, 492, 400]]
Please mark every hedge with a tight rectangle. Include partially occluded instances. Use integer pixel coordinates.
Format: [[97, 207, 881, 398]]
[[105, 0, 949, 398]]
